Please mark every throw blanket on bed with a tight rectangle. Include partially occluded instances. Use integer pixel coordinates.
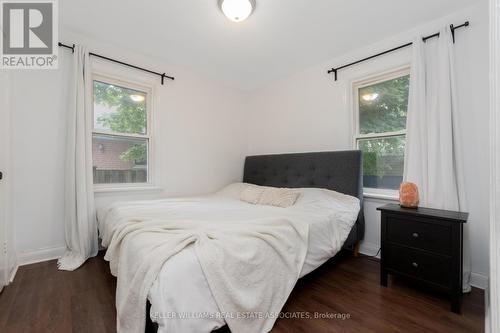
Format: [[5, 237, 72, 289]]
[[104, 217, 309, 333]]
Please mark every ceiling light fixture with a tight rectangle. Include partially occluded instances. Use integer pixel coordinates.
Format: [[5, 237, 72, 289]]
[[130, 94, 145, 102], [362, 93, 379, 102], [219, 0, 255, 22]]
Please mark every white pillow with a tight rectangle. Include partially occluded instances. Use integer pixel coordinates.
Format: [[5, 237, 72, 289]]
[[294, 187, 359, 210], [239, 183, 301, 208], [259, 187, 301, 208], [240, 183, 266, 204]]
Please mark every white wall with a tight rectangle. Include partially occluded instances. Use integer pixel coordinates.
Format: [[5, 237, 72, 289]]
[[246, 4, 490, 287], [8, 30, 248, 265], [5, 4, 490, 290]]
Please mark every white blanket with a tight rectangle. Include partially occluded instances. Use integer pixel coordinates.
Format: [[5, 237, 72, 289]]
[[99, 184, 360, 333], [104, 216, 309, 333]]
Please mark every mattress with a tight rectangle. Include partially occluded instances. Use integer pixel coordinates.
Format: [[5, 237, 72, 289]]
[[98, 183, 360, 333]]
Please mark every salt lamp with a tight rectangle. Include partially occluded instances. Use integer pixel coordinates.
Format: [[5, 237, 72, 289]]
[[399, 182, 419, 208]]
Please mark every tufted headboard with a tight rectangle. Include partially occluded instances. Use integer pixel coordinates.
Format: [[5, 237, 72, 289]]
[[243, 150, 365, 250]]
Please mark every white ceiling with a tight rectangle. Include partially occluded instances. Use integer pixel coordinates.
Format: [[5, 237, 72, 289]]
[[61, 0, 476, 90]]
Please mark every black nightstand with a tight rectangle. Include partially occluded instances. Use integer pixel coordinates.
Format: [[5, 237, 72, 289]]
[[377, 203, 468, 313]]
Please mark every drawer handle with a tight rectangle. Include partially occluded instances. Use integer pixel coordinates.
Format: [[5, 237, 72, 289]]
[[412, 262, 419, 268], [412, 232, 419, 238]]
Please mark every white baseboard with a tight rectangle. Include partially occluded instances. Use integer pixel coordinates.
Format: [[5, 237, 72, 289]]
[[18, 246, 66, 267], [9, 265, 18, 283], [358, 241, 381, 258], [11, 243, 490, 291], [471, 272, 488, 290]]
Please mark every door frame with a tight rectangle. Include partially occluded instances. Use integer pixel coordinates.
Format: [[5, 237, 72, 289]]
[[488, 0, 500, 331], [0, 70, 13, 289]]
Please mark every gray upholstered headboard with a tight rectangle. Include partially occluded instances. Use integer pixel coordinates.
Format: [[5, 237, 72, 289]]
[[243, 150, 365, 250]]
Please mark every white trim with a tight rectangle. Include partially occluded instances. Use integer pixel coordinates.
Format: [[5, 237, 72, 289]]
[[0, 71, 16, 289], [9, 245, 487, 291], [91, 72, 157, 190], [352, 65, 411, 90], [17, 246, 66, 266], [488, 0, 500, 330], [364, 196, 400, 206], [9, 265, 18, 283], [0, 73, 7, 289], [356, 130, 406, 140], [363, 189, 399, 201], [94, 185, 163, 194], [92, 129, 149, 140], [358, 241, 381, 258], [470, 273, 489, 291]]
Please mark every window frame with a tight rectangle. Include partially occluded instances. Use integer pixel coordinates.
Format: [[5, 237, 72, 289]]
[[351, 66, 410, 198], [91, 72, 157, 192]]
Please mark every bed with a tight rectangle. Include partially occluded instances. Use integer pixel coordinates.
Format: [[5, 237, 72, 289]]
[[242, 151, 364, 251], [98, 150, 364, 333]]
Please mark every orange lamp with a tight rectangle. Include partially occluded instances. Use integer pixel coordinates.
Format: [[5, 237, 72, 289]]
[[399, 182, 419, 208]]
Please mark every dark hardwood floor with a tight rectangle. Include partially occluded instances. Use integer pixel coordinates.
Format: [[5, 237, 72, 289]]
[[0, 251, 484, 333]]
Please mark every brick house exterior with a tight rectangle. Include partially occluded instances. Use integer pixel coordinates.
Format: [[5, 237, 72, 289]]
[[92, 137, 135, 171]]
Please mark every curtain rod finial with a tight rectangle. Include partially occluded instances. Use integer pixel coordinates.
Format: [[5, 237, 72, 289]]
[[327, 68, 338, 81]]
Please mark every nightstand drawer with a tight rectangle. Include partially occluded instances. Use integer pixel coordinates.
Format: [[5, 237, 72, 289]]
[[386, 216, 451, 255], [385, 244, 452, 287], [379, 204, 468, 313]]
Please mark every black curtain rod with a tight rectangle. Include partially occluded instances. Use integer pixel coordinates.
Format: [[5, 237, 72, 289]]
[[58, 42, 175, 84], [327, 21, 470, 81]]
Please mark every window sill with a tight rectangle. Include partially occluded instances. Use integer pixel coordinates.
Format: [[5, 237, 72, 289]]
[[93, 185, 163, 194], [363, 190, 399, 201]]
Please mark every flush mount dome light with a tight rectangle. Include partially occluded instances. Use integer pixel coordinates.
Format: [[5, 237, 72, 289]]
[[219, 0, 255, 22]]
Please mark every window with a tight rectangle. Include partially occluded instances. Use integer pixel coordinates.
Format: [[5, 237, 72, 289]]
[[92, 75, 152, 187], [353, 68, 410, 191]]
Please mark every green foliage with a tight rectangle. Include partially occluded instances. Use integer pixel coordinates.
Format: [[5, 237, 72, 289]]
[[94, 81, 147, 162], [359, 136, 405, 177], [357, 75, 409, 179], [119, 143, 147, 163], [362, 151, 379, 177], [94, 81, 147, 134], [359, 75, 409, 134]]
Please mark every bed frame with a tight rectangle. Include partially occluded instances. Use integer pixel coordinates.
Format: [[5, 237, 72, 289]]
[[145, 150, 365, 332], [243, 150, 365, 252]]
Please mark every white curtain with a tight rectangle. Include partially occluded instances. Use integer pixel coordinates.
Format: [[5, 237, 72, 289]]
[[58, 45, 98, 271], [404, 26, 471, 292]]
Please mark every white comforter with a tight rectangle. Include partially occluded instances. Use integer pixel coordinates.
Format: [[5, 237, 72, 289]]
[[98, 183, 360, 333]]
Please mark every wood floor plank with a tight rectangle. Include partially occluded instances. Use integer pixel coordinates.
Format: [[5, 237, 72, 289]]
[[0, 251, 484, 333]]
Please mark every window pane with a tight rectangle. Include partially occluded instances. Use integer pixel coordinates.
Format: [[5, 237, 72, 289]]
[[358, 136, 405, 190], [93, 80, 147, 135], [92, 134, 148, 184], [359, 75, 409, 134]]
